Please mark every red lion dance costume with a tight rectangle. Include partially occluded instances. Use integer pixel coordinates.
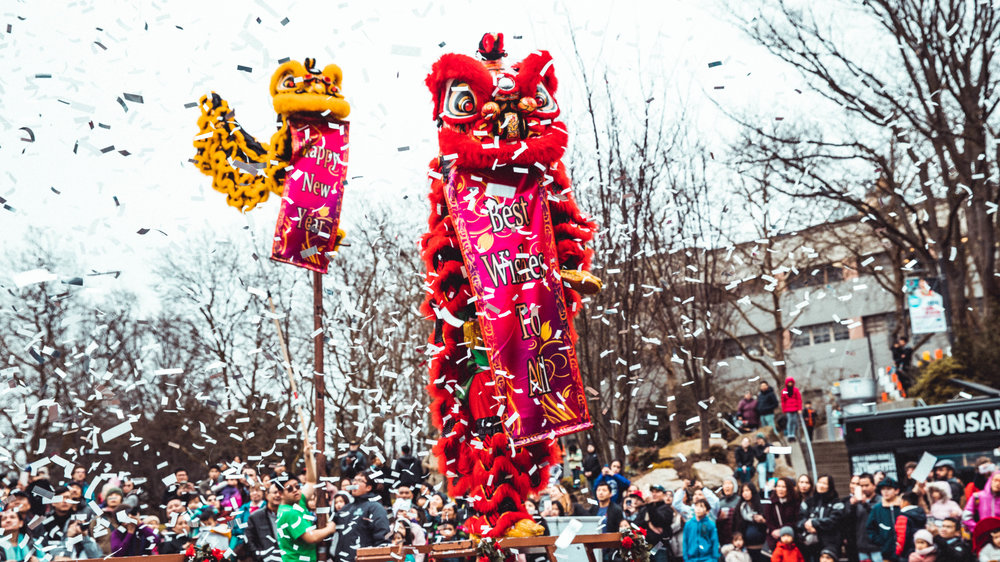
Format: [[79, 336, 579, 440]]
[[421, 33, 602, 538]]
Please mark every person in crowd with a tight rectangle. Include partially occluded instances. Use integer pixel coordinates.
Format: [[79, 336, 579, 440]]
[[163, 467, 191, 504], [734, 483, 768, 562], [780, 377, 803, 442], [339, 442, 370, 480], [591, 482, 624, 533], [717, 477, 741, 546], [896, 491, 928, 561], [70, 465, 89, 491], [522, 498, 550, 562], [875, 472, 888, 486], [771, 527, 804, 562], [901, 462, 919, 494], [334, 472, 391, 562], [391, 445, 425, 489], [798, 475, 845, 562], [110, 505, 160, 556], [1, 507, 40, 561], [802, 402, 817, 441], [931, 517, 971, 562], [926, 482, 963, 522], [595, 460, 631, 504], [674, 484, 720, 522], [867, 478, 903, 562], [50, 513, 104, 560], [735, 438, 757, 485], [195, 508, 231, 552], [33, 486, 75, 546], [931, 461, 965, 505], [582, 443, 602, 490], [909, 530, 937, 562], [684, 498, 720, 562], [764, 477, 800, 552], [739, 392, 759, 431], [963, 470, 1000, 534], [891, 338, 913, 380], [756, 382, 779, 429], [724, 532, 752, 562], [964, 459, 996, 505], [848, 473, 881, 562], [754, 434, 775, 491], [199, 465, 224, 497], [158, 513, 193, 555], [230, 483, 266, 556], [277, 441, 339, 562], [624, 492, 644, 523], [797, 475, 814, 505], [820, 550, 839, 562], [980, 528, 1000, 562], [567, 443, 584, 486], [638, 485, 675, 562]]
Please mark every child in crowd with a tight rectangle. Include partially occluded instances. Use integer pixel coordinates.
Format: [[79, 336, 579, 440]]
[[910, 530, 937, 562], [771, 527, 804, 562], [980, 528, 1000, 562], [196, 509, 232, 552], [819, 549, 838, 562], [721, 531, 751, 562]]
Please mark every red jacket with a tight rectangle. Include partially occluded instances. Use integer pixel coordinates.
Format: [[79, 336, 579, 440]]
[[781, 378, 803, 413], [771, 541, 804, 562]]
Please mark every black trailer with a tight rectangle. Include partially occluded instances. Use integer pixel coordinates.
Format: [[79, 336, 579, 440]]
[[844, 397, 1000, 480]]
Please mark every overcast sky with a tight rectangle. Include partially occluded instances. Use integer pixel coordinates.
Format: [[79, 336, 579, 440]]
[[0, 0, 817, 307]]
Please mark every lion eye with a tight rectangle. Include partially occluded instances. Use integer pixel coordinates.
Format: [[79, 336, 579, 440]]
[[444, 81, 477, 119], [534, 84, 558, 114], [283, 77, 296, 88]]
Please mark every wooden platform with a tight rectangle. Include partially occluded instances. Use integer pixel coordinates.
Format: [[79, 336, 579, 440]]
[[356, 533, 622, 562]]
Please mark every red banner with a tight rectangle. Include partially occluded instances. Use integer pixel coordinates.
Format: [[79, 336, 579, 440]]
[[444, 168, 592, 445], [271, 117, 349, 273]]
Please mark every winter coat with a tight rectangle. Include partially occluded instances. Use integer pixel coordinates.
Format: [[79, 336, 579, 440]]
[[934, 536, 972, 562], [110, 525, 160, 557], [638, 500, 675, 548], [716, 487, 742, 546], [682, 516, 719, 562], [735, 499, 768, 548], [594, 473, 631, 504], [722, 544, 752, 562], [909, 545, 937, 562], [853, 495, 882, 553], [339, 450, 370, 479], [780, 379, 803, 413], [391, 455, 425, 487], [756, 389, 779, 416], [738, 398, 759, 426], [735, 447, 756, 470], [771, 541, 805, 562], [894, 506, 928, 559], [763, 495, 800, 550], [928, 482, 963, 521], [797, 490, 846, 554], [867, 501, 902, 562], [582, 453, 602, 479], [979, 543, 1000, 562], [333, 492, 391, 562], [589, 501, 624, 534], [963, 472, 1000, 534]]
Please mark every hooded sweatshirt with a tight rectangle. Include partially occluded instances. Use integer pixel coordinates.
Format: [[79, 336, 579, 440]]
[[962, 471, 1000, 534], [895, 505, 928, 559], [781, 378, 803, 413]]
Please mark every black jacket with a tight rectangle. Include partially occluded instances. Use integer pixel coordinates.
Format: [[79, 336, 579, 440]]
[[638, 500, 675, 547], [245, 507, 279, 562], [734, 447, 756, 469], [895, 507, 928, 561], [797, 492, 846, 554], [339, 450, 370, 479], [756, 389, 779, 415], [582, 452, 602, 478], [391, 455, 424, 488], [935, 535, 973, 562], [851, 496, 880, 553], [589, 502, 624, 534], [333, 493, 391, 562]]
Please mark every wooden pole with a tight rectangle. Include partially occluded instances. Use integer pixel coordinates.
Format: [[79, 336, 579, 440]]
[[267, 296, 310, 438], [313, 270, 329, 539]]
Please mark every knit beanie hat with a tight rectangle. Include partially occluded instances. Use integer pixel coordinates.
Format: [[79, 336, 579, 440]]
[[819, 549, 838, 560], [104, 487, 124, 500], [914, 529, 934, 545], [779, 526, 794, 538]]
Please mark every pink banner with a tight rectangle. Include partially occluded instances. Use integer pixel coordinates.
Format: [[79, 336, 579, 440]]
[[271, 117, 349, 273], [444, 168, 592, 445]]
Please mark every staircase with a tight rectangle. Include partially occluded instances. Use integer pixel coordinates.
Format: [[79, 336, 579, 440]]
[[810, 440, 852, 487]]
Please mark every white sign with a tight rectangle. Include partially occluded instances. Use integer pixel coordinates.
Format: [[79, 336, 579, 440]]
[[851, 452, 898, 480], [910, 452, 937, 483], [905, 278, 947, 334]]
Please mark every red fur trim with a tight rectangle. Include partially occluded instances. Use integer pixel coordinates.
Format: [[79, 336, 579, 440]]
[[437, 125, 567, 169], [426, 54, 494, 121], [512, 50, 557, 96]]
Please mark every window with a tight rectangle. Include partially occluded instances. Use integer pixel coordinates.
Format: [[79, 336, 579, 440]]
[[863, 314, 889, 334], [786, 263, 844, 291], [791, 322, 851, 347], [812, 328, 831, 344], [833, 322, 850, 341], [792, 331, 811, 348]]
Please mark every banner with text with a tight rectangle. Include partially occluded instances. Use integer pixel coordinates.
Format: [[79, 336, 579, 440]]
[[905, 277, 947, 334], [444, 168, 592, 445], [271, 118, 349, 273]]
